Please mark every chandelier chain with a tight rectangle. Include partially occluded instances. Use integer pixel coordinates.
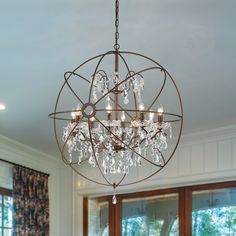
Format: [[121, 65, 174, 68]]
[[114, 0, 120, 50]]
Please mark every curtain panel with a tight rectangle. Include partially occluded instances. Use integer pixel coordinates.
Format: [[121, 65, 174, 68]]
[[13, 166, 49, 236]]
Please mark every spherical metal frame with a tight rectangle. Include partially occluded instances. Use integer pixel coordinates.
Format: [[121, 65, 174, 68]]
[[49, 50, 183, 189]]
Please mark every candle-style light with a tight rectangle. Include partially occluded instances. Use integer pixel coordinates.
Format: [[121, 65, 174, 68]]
[[157, 105, 164, 123], [149, 110, 155, 121], [139, 103, 145, 121], [106, 100, 112, 120], [121, 111, 126, 128]]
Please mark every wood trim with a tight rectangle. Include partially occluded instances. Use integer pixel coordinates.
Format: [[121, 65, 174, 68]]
[[83, 180, 236, 235], [184, 187, 192, 236], [83, 197, 88, 236], [191, 180, 236, 191], [0, 188, 12, 196], [109, 198, 115, 236], [119, 187, 182, 200], [93, 196, 110, 203], [178, 188, 185, 236], [114, 195, 122, 236]]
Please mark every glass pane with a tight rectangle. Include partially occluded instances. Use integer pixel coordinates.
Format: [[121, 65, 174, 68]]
[[88, 199, 109, 236], [192, 187, 236, 236], [3, 228, 12, 236], [169, 218, 179, 236], [122, 193, 179, 236], [0, 195, 2, 227], [3, 196, 13, 228]]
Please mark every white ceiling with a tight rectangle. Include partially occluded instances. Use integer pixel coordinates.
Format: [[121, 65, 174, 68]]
[[0, 0, 236, 158]]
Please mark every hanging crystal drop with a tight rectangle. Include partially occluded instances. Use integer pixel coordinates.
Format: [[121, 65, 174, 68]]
[[170, 125, 172, 139], [68, 153, 72, 164], [140, 77, 144, 89], [124, 95, 129, 105], [112, 194, 117, 204], [77, 149, 83, 165], [92, 90, 98, 102], [136, 156, 141, 166], [78, 156, 81, 165], [154, 150, 162, 164], [124, 166, 129, 174], [112, 184, 117, 204], [143, 148, 147, 157], [104, 167, 108, 174], [129, 157, 133, 167], [117, 166, 121, 173]]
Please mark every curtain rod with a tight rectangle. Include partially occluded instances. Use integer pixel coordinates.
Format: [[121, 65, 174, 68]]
[[0, 158, 50, 177]]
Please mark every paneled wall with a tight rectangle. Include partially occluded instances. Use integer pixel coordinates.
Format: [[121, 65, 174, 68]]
[[0, 134, 73, 236], [1, 125, 236, 236], [73, 125, 236, 235]]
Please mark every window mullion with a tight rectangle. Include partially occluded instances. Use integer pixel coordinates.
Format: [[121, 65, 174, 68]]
[[184, 187, 192, 236], [115, 195, 121, 236], [109, 198, 115, 236]]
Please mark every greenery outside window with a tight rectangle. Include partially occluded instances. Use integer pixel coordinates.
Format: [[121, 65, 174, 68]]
[[84, 181, 236, 236], [122, 194, 179, 236], [88, 199, 109, 236], [192, 188, 236, 235], [0, 188, 13, 236]]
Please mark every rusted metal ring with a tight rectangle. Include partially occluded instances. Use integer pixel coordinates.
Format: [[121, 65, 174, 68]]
[[82, 103, 96, 118]]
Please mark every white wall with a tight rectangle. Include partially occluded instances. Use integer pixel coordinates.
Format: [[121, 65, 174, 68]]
[[73, 125, 236, 235], [1, 125, 236, 236], [0, 134, 73, 236]]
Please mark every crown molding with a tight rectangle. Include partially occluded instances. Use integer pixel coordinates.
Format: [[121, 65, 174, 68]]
[[0, 134, 60, 164], [180, 125, 236, 145]]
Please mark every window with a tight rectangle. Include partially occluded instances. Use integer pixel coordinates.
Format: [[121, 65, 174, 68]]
[[84, 188, 183, 236], [0, 188, 13, 236], [88, 199, 109, 236], [84, 181, 236, 236], [122, 194, 179, 236], [192, 187, 236, 235]]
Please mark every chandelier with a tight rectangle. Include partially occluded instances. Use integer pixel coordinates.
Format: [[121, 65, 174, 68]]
[[49, 0, 183, 204]]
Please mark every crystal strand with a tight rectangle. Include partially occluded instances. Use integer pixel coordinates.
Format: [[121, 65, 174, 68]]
[[154, 150, 160, 163], [170, 124, 172, 139], [78, 150, 82, 165], [92, 90, 97, 102], [123, 90, 129, 105]]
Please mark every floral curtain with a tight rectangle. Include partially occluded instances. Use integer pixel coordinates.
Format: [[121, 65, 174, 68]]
[[13, 166, 49, 236]]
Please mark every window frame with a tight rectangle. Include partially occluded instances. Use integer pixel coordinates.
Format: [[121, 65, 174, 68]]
[[0, 187, 13, 236], [84, 180, 236, 236]]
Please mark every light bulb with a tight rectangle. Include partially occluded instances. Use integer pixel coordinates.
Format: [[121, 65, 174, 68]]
[[0, 104, 6, 111], [149, 110, 154, 120], [157, 105, 164, 123], [139, 103, 145, 121], [71, 110, 76, 119], [75, 104, 82, 116], [106, 101, 112, 113], [121, 111, 126, 121], [139, 103, 145, 111], [157, 105, 164, 114]]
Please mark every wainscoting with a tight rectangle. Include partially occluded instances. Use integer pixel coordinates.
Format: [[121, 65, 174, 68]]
[[74, 125, 236, 236]]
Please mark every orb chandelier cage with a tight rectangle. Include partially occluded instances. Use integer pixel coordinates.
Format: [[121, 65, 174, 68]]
[[49, 0, 183, 204]]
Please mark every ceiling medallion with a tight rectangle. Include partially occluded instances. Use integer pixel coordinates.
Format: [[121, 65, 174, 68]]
[[49, 0, 183, 204]]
